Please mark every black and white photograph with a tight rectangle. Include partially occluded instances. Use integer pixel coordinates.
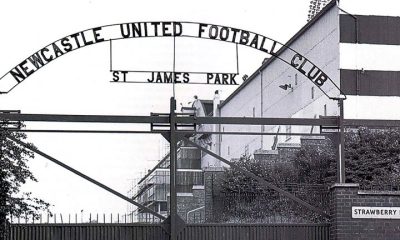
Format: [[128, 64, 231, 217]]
[[1, 0, 400, 239]]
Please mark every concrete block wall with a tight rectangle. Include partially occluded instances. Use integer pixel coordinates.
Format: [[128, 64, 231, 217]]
[[330, 183, 400, 240]]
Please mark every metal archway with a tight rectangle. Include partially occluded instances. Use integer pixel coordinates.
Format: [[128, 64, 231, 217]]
[[0, 21, 343, 99]]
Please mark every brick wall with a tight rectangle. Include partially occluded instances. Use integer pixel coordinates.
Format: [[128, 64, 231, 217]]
[[203, 167, 224, 222], [330, 183, 400, 240], [277, 143, 300, 164], [168, 186, 205, 223]]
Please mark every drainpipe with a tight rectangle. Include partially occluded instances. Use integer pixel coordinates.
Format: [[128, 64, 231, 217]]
[[212, 90, 221, 167]]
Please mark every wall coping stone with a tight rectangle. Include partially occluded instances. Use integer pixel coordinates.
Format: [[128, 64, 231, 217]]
[[330, 183, 359, 189], [177, 193, 193, 197], [277, 143, 301, 148], [193, 185, 205, 190], [358, 190, 400, 196], [167, 193, 194, 197], [203, 167, 224, 172], [300, 136, 326, 140], [254, 149, 278, 155]]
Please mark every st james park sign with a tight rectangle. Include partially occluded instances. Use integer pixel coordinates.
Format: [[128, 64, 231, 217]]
[[0, 21, 342, 99]]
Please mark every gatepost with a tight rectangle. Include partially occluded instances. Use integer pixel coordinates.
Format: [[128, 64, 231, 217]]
[[330, 183, 400, 240]]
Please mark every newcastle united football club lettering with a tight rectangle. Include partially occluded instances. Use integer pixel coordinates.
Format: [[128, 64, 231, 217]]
[[112, 71, 238, 85], [0, 21, 342, 98]]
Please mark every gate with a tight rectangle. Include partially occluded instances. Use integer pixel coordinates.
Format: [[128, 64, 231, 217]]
[[1, 18, 346, 240], [8, 223, 330, 240]]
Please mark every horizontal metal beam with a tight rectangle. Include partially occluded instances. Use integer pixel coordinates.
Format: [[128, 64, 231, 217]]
[[182, 137, 329, 218], [0, 113, 170, 124], [10, 129, 329, 136], [4, 113, 400, 128], [177, 130, 328, 136], [0, 113, 339, 126], [344, 119, 400, 127], [7, 135, 166, 221], [176, 116, 339, 126], [9, 129, 162, 134]]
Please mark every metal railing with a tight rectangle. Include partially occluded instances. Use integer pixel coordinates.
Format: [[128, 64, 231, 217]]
[[7, 223, 330, 240]]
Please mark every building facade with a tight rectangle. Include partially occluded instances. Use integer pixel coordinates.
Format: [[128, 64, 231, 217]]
[[214, 0, 400, 162], [130, 0, 400, 223], [131, 99, 213, 222]]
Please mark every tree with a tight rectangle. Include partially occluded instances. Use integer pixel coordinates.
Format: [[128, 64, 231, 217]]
[[294, 127, 400, 188], [293, 136, 336, 184], [0, 126, 51, 238], [345, 128, 400, 187]]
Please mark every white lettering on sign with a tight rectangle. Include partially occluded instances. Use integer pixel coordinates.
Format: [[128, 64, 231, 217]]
[[352, 207, 400, 219]]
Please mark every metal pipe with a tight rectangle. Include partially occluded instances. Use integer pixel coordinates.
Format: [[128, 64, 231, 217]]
[[338, 98, 345, 183], [0, 113, 169, 124], [186, 206, 205, 222], [260, 69, 264, 149], [169, 97, 178, 240]]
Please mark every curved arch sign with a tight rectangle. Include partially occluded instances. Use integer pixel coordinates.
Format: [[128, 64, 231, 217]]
[[0, 21, 342, 99]]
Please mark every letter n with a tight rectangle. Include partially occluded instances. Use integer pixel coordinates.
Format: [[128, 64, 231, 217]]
[[10, 67, 25, 83]]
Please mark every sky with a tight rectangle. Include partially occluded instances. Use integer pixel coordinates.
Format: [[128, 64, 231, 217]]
[[0, 0, 398, 222]]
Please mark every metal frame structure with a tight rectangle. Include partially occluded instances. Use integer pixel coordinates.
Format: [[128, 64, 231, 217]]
[[0, 7, 395, 238], [3, 100, 400, 238]]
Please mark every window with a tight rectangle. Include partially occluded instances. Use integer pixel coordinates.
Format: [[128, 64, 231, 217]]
[[324, 104, 327, 116], [252, 107, 256, 117], [295, 73, 298, 85], [227, 146, 230, 155], [160, 202, 167, 211], [311, 87, 315, 99]]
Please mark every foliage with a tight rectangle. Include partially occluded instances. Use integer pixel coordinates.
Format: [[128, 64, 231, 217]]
[[0, 126, 51, 236], [221, 157, 298, 194], [218, 127, 400, 222], [219, 156, 324, 223], [292, 137, 336, 185], [294, 127, 400, 188], [344, 128, 400, 187]]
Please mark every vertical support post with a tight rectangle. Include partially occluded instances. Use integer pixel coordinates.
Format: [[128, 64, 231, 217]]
[[337, 98, 345, 183], [169, 97, 177, 240], [0, 130, 8, 240], [260, 70, 264, 149]]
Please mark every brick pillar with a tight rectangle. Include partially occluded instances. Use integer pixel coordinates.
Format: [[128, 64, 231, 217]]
[[329, 183, 359, 240], [203, 167, 224, 222], [330, 183, 400, 239]]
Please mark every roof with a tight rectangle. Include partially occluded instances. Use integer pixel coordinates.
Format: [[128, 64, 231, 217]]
[[219, 0, 337, 109], [137, 153, 170, 185]]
